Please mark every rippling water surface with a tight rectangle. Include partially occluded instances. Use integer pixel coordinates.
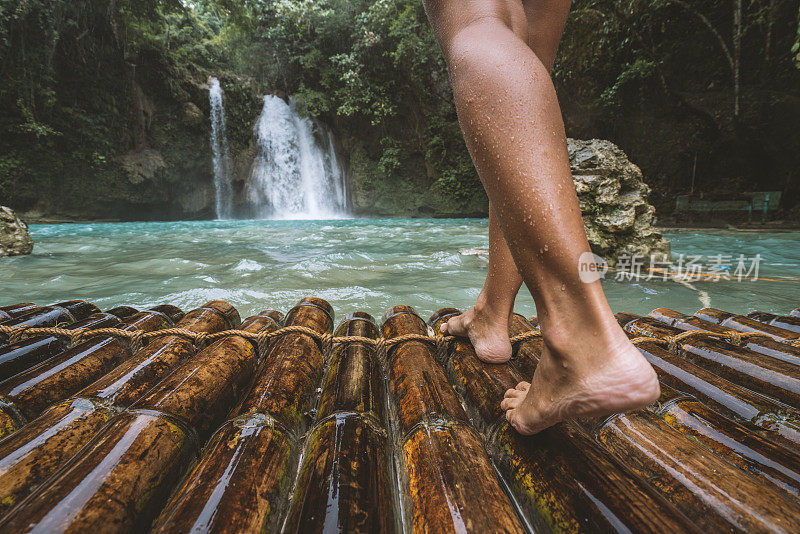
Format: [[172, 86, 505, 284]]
[[1, 220, 798, 321]]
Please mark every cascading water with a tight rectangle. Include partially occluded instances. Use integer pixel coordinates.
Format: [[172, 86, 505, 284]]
[[209, 77, 233, 220], [246, 95, 348, 219]]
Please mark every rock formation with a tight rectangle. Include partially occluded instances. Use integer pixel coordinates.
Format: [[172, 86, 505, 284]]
[[569, 139, 670, 265], [0, 206, 33, 257]]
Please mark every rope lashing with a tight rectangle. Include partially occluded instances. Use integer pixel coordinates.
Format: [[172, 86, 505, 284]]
[[0, 322, 793, 352]]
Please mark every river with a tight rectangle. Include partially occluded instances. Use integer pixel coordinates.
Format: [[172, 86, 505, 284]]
[[1, 220, 797, 322]]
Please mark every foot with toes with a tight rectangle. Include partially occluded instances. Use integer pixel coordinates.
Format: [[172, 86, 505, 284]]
[[439, 305, 513, 363], [500, 326, 660, 435]]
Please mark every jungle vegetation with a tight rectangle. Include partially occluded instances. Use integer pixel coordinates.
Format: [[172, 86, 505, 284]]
[[1, 0, 799, 218]]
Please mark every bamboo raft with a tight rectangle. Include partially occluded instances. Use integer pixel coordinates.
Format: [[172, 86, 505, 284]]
[[0, 298, 799, 532]]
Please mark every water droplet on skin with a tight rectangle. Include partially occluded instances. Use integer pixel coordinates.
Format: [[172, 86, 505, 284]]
[[560, 283, 566, 291]]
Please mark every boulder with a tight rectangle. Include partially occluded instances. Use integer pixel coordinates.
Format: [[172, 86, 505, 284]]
[[568, 139, 670, 265], [0, 206, 33, 257]]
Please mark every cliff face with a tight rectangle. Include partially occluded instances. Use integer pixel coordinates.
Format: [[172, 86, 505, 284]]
[[4, 74, 666, 228], [345, 138, 488, 218], [6, 70, 263, 222]]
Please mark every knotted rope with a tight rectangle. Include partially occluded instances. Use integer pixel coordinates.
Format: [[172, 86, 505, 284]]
[[1, 321, 795, 353]]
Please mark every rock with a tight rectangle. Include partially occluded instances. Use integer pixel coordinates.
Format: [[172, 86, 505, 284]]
[[595, 206, 636, 232], [119, 149, 166, 185], [0, 206, 34, 257], [183, 102, 204, 126], [568, 139, 670, 265]]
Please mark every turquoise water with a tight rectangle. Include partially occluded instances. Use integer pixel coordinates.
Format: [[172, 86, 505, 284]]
[[1, 220, 798, 322]]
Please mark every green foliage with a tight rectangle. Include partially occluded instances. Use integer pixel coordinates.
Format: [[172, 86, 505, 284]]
[[600, 59, 657, 113], [378, 137, 403, 176], [1, 0, 798, 217]]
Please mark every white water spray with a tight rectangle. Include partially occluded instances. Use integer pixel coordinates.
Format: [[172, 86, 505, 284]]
[[209, 77, 233, 219], [246, 95, 348, 219]]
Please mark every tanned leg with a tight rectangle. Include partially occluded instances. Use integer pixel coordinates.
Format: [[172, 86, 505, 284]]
[[423, 0, 659, 434], [440, 205, 522, 362], [439, 0, 569, 364]]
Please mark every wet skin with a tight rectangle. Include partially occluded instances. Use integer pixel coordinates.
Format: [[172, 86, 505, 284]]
[[427, 0, 659, 434]]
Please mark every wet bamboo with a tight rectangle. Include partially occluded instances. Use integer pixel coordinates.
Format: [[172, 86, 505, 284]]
[[383, 306, 525, 534], [634, 339, 800, 452], [105, 306, 140, 319], [152, 297, 332, 534], [507, 314, 800, 530], [0, 301, 237, 518], [316, 311, 385, 421], [624, 314, 800, 409], [695, 307, 799, 341], [747, 310, 800, 334], [0, 312, 121, 383], [0, 312, 124, 438], [0, 309, 178, 425], [283, 312, 397, 533], [0, 304, 38, 322], [594, 409, 800, 532], [0, 300, 99, 345], [654, 383, 800, 498], [0, 310, 279, 533], [430, 309, 699, 533], [148, 304, 186, 324], [650, 308, 800, 366]]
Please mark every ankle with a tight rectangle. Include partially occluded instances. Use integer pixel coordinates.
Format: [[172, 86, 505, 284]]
[[540, 312, 629, 364], [473, 294, 513, 323]]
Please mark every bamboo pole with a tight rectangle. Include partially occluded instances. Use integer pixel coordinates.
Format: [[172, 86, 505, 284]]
[[0, 301, 237, 518], [623, 315, 800, 409], [654, 384, 800, 497], [0, 313, 121, 383], [0, 310, 279, 532], [0, 300, 99, 345], [0, 304, 38, 322], [430, 309, 699, 533], [283, 311, 398, 533], [152, 298, 333, 533], [0, 309, 177, 433], [747, 311, 800, 334], [695, 307, 799, 341], [501, 311, 800, 531], [649, 308, 800, 366], [384, 306, 525, 534]]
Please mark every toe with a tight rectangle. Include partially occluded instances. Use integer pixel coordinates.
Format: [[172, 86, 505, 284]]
[[444, 314, 469, 337], [515, 381, 530, 392], [501, 389, 525, 410], [439, 322, 448, 334]]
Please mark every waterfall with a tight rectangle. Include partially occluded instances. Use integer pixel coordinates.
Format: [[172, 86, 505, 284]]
[[246, 95, 348, 219], [209, 77, 233, 220]]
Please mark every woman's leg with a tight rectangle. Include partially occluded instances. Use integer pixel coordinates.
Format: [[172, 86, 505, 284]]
[[423, 0, 659, 434], [439, 0, 568, 363], [440, 205, 522, 362]]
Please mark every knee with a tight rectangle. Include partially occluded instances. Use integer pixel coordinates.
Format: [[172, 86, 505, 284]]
[[429, 1, 528, 60], [442, 14, 529, 68]]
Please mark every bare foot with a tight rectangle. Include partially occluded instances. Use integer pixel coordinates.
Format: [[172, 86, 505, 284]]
[[440, 306, 512, 363], [500, 326, 660, 435]]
